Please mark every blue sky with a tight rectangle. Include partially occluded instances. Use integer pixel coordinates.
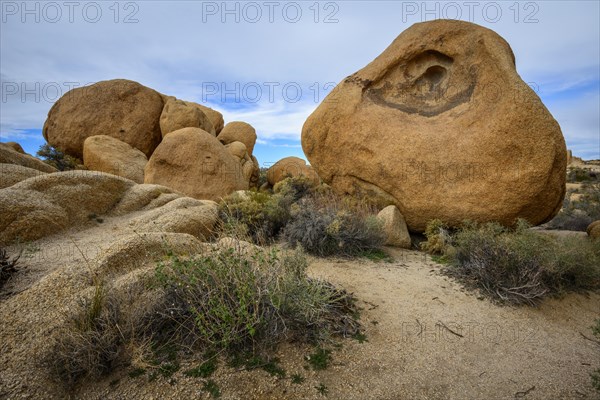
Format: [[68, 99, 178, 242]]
[[1, 1, 599, 164]]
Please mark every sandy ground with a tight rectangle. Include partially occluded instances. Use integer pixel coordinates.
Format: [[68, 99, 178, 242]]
[[1, 220, 600, 400]]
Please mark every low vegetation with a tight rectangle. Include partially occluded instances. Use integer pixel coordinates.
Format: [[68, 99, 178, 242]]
[[47, 244, 361, 390], [0, 248, 20, 289], [422, 219, 600, 305], [549, 183, 600, 231], [218, 176, 315, 244], [283, 194, 385, 257], [591, 318, 600, 392], [37, 143, 80, 171], [219, 176, 385, 257], [567, 167, 599, 183]]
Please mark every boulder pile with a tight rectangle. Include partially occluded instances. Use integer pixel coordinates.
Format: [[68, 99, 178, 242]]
[[42, 79, 260, 199]]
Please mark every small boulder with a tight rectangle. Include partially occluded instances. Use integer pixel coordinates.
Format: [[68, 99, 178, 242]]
[[225, 141, 248, 160], [43, 79, 164, 158], [160, 98, 215, 137], [217, 121, 257, 156], [376, 205, 412, 248], [144, 127, 248, 201], [83, 135, 148, 183], [266, 156, 320, 187], [587, 221, 600, 240]]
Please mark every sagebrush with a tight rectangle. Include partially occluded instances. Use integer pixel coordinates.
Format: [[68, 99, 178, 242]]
[[218, 176, 316, 244], [48, 244, 360, 387], [431, 220, 600, 305], [283, 194, 385, 257], [549, 183, 600, 231]]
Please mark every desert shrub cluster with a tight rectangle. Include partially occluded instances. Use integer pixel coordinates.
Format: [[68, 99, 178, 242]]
[[422, 219, 600, 305], [219, 176, 385, 256], [567, 167, 599, 183], [283, 194, 385, 257], [219, 190, 293, 244], [549, 183, 600, 231], [48, 245, 360, 388], [37, 143, 80, 171]]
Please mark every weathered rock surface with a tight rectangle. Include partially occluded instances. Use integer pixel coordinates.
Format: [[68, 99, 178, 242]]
[[377, 205, 412, 248], [95, 232, 210, 276], [266, 156, 320, 187], [225, 141, 248, 160], [145, 127, 248, 201], [160, 98, 215, 137], [83, 135, 148, 183], [0, 170, 218, 244], [4, 142, 25, 154], [0, 171, 134, 243], [187, 101, 225, 134], [128, 197, 218, 240], [217, 121, 257, 156], [301, 20, 566, 232], [0, 143, 57, 173], [0, 164, 46, 189], [588, 221, 600, 240], [43, 79, 164, 158]]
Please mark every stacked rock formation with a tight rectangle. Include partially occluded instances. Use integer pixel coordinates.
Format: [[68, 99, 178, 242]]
[[42, 79, 260, 199]]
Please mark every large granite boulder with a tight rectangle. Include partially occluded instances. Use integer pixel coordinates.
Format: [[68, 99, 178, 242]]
[[144, 127, 248, 201], [43, 79, 164, 158], [301, 20, 566, 232]]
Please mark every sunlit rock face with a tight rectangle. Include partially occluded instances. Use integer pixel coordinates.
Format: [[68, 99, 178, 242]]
[[302, 19, 566, 232]]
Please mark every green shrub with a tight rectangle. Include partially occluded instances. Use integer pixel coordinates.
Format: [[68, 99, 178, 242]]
[[219, 177, 317, 244], [421, 219, 451, 255], [567, 167, 599, 183], [36, 143, 80, 171], [258, 167, 269, 188], [549, 183, 600, 231], [154, 247, 360, 350], [48, 245, 360, 388], [441, 220, 600, 305], [219, 191, 293, 244], [47, 282, 124, 386], [283, 194, 384, 257], [0, 248, 20, 289], [273, 175, 315, 201]]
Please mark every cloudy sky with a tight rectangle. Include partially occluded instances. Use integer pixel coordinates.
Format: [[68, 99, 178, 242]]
[[1, 0, 598, 164]]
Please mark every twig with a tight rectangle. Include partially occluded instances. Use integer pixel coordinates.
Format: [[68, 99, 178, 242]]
[[579, 332, 600, 345], [436, 320, 463, 338], [514, 385, 535, 398], [415, 319, 423, 337], [432, 297, 446, 305]]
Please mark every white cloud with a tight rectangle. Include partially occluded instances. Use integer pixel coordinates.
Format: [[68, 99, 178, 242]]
[[1, 1, 598, 158]]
